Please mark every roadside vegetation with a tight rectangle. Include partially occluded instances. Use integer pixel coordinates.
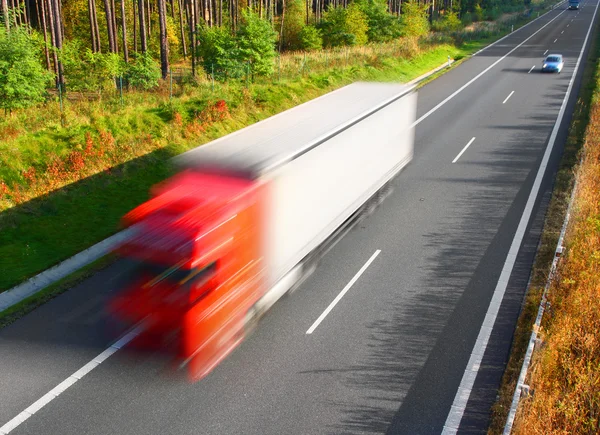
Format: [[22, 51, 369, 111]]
[[488, 9, 600, 434], [0, 0, 554, 292]]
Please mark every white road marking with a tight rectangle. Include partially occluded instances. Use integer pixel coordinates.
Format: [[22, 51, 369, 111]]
[[306, 250, 381, 334], [544, 49, 549, 55], [452, 137, 476, 163], [554, 38, 558, 43], [561, 30, 565, 34], [502, 91, 515, 104], [442, 0, 600, 432], [0, 325, 144, 434], [411, 9, 566, 129], [528, 65, 536, 73]]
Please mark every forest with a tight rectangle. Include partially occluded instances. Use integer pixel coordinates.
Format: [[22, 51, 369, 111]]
[[0, 0, 536, 110]]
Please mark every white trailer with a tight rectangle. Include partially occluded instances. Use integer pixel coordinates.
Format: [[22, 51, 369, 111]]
[[176, 82, 417, 311]]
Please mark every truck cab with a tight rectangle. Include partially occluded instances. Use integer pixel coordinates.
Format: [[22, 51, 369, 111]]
[[110, 170, 266, 381], [569, 0, 580, 10]]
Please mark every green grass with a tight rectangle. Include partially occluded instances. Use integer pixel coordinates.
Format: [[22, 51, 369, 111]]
[[0, 1, 557, 294]]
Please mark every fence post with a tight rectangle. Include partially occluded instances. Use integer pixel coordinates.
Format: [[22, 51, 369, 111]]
[[119, 76, 124, 106], [58, 83, 63, 114], [511, 24, 514, 32]]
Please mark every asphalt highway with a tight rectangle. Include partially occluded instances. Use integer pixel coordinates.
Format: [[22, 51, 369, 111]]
[[1, 1, 598, 433]]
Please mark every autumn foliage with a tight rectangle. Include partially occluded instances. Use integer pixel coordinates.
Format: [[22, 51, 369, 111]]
[[513, 89, 600, 434]]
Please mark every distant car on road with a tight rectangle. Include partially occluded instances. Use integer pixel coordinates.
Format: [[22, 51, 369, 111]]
[[542, 54, 564, 73], [568, 0, 580, 10]]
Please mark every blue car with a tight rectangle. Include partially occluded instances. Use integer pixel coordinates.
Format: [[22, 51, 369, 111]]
[[542, 54, 564, 73]]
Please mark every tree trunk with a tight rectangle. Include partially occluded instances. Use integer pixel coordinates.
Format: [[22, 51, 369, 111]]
[[279, 0, 285, 52], [120, 0, 128, 62], [187, 0, 196, 76], [23, 0, 29, 26], [88, 0, 97, 51], [111, 0, 119, 52], [49, 0, 64, 87], [133, 0, 137, 51], [36, 0, 51, 68], [138, 0, 147, 52], [2, 0, 9, 31], [103, 0, 116, 51], [146, 0, 150, 36], [177, 0, 186, 57], [158, 0, 169, 79], [90, 0, 101, 52]]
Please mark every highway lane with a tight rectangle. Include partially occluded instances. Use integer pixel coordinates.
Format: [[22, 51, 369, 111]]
[[1, 2, 598, 433]]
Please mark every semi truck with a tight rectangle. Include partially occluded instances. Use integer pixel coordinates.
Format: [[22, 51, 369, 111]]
[[110, 82, 417, 381]]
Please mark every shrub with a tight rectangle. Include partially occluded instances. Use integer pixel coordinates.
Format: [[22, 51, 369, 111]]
[[318, 7, 355, 47], [126, 52, 161, 90], [0, 27, 51, 112], [280, 0, 305, 50], [197, 25, 243, 80], [237, 10, 278, 76], [474, 4, 485, 21], [318, 5, 369, 47], [300, 26, 323, 50], [345, 3, 369, 46], [400, 0, 430, 38], [432, 11, 463, 32], [61, 39, 123, 92], [356, 0, 402, 43]]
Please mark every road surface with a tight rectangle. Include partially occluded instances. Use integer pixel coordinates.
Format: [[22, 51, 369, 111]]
[[1, 2, 598, 434]]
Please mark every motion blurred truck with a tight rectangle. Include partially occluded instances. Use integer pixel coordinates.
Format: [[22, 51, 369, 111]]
[[110, 82, 417, 381]]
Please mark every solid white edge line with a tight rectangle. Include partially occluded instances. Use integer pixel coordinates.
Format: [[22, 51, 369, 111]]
[[442, 0, 600, 433], [503, 91, 515, 104], [411, 8, 567, 129], [452, 137, 476, 163], [306, 250, 381, 335], [0, 324, 143, 434], [528, 65, 536, 73], [470, 1, 566, 57]]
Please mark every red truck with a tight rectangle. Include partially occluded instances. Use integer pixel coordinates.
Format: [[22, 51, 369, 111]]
[[110, 82, 417, 381]]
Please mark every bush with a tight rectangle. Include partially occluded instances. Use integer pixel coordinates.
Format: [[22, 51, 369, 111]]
[[61, 39, 123, 92], [356, 0, 402, 43], [400, 0, 430, 38], [317, 5, 369, 47], [0, 27, 51, 112], [126, 53, 161, 90], [300, 26, 323, 51], [197, 25, 243, 80], [197, 12, 276, 79], [280, 0, 305, 50], [474, 4, 485, 21], [345, 3, 369, 46], [432, 11, 463, 32], [237, 10, 278, 76]]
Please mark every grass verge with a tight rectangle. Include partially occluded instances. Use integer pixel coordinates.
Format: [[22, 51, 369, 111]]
[[487, 6, 600, 434], [0, 255, 116, 329]]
